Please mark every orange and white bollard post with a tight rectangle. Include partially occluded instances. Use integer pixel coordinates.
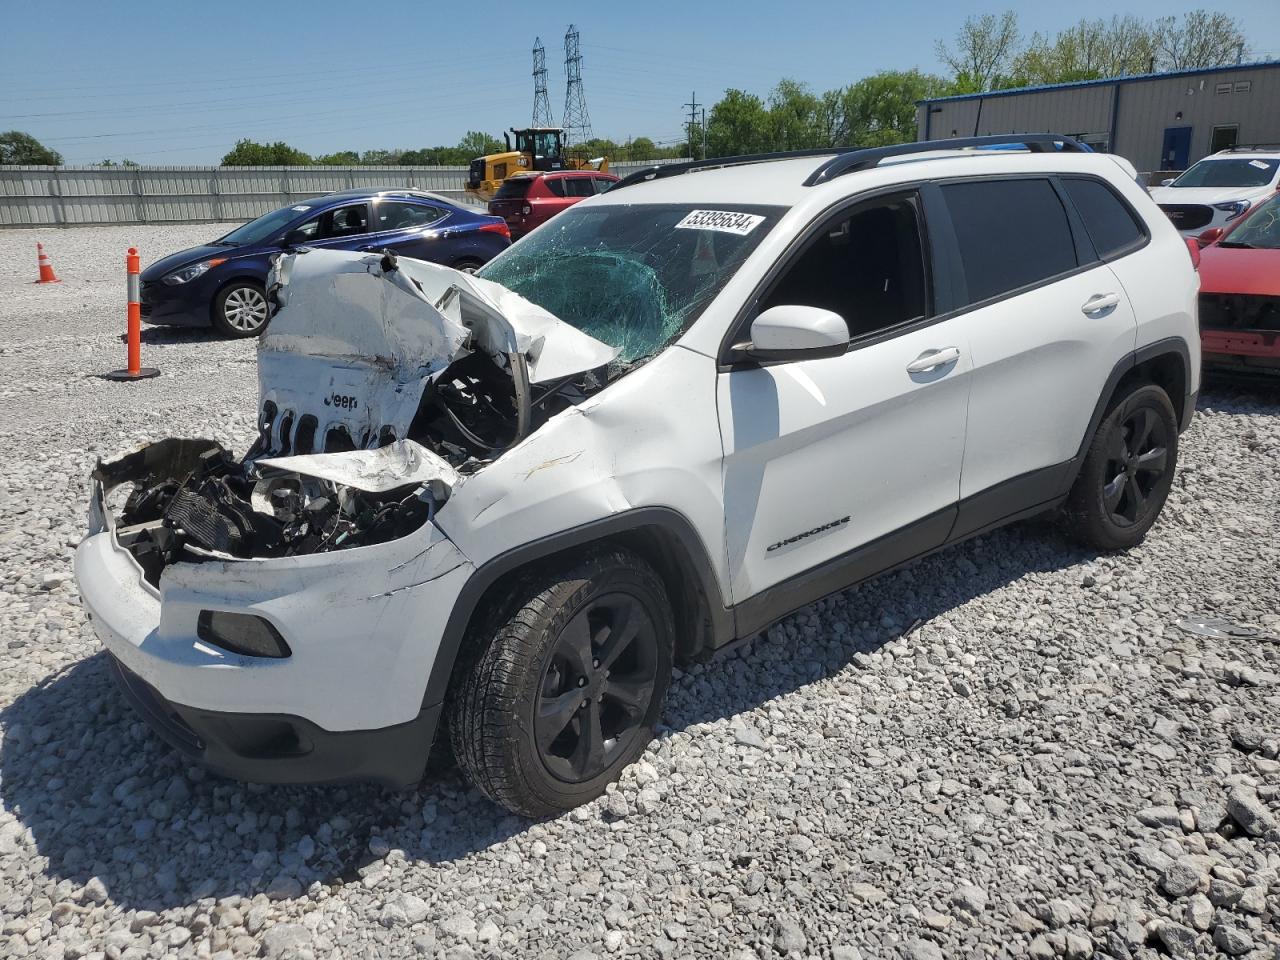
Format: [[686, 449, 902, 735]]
[[34, 242, 61, 283], [102, 247, 159, 381]]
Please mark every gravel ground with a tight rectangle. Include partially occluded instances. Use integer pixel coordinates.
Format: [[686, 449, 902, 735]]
[[0, 224, 1278, 960]]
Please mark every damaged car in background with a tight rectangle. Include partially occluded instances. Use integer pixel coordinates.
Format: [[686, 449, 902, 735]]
[[77, 135, 1199, 817]]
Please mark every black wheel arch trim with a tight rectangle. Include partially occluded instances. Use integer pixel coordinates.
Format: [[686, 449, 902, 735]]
[[421, 506, 734, 710]]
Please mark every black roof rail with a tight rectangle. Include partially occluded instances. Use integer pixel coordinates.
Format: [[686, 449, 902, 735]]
[[610, 147, 858, 191], [803, 134, 1088, 186], [611, 134, 1089, 193], [1221, 143, 1280, 152]]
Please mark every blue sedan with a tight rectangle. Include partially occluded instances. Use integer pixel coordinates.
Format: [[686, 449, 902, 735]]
[[140, 188, 512, 337]]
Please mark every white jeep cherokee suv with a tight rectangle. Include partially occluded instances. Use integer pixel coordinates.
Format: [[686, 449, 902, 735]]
[[76, 135, 1200, 817], [1149, 147, 1280, 237]]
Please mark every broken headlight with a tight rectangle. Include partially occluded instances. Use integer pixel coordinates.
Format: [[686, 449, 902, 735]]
[[163, 258, 226, 285]]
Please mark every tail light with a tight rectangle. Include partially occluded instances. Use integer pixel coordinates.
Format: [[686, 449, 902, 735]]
[[1184, 236, 1200, 270], [479, 220, 511, 240]]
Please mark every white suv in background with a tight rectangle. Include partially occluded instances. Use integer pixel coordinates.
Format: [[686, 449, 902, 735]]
[[1149, 147, 1280, 237], [76, 135, 1200, 817]]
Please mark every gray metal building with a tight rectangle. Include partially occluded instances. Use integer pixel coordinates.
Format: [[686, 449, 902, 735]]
[[916, 60, 1280, 173]]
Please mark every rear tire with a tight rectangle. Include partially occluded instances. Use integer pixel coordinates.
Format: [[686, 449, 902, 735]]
[[211, 281, 269, 338], [448, 548, 674, 817], [452, 258, 483, 274], [1063, 382, 1178, 550]]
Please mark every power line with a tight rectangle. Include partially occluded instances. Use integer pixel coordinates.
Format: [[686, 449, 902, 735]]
[[562, 24, 593, 147], [532, 37, 555, 128], [683, 92, 702, 160]]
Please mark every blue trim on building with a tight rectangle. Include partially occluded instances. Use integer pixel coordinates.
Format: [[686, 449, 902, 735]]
[[916, 59, 1280, 106]]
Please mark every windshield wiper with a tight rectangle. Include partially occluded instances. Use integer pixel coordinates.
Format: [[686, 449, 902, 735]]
[[211, 240, 238, 246], [1218, 241, 1255, 249]]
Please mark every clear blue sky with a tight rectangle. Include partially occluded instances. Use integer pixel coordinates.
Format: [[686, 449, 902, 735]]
[[2, 0, 1276, 164]]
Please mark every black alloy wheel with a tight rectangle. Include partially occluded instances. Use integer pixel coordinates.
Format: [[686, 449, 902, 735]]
[[1100, 404, 1170, 527], [535, 591, 658, 784], [448, 548, 674, 817], [1064, 382, 1178, 550]]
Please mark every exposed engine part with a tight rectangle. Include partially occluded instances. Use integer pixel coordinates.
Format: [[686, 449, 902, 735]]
[[99, 438, 452, 586]]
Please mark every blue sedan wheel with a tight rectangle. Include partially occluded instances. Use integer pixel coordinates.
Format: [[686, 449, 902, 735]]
[[214, 282, 269, 338]]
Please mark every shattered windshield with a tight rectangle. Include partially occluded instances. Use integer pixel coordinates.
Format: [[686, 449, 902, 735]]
[[478, 203, 784, 363], [1223, 193, 1280, 249]]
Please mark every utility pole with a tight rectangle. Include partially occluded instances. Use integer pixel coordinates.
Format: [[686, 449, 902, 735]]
[[562, 25, 593, 147], [702, 107, 707, 160], [684, 92, 702, 159], [532, 37, 555, 128]]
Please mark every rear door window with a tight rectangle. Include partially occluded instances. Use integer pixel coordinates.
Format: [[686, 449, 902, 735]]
[[564, 178, 595, 198], [542, 177, 567, 198], [1061, 178, 1146, 260], [941, 179, 1078, 305], [372, 200, 447, 231], [321, 203, 370, 239]]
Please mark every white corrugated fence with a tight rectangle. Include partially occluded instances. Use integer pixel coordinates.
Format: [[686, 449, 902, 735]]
[[0, 162, 682, 228]]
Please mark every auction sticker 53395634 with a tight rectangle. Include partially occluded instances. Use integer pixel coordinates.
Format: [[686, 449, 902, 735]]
[[674, 210, 766, 236]]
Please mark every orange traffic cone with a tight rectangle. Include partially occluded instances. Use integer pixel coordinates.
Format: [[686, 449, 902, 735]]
[[35, 243, 61, 284]]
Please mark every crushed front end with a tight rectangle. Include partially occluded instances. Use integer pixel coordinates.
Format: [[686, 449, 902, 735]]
[[75, 247, 618, 786]]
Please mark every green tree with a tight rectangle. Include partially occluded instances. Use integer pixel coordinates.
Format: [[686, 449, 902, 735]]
[[1154, 9, 1247, 70], [768, 79, 825, 151], [0, 130, 62, 165], [315, 150, 360, 165], [457, 131, 504, 159], [1012, 16, 1157, 84], [835, 70, 951, 147], [575, 137, 618, 160], [221, 139, 312, 165], [706, 89, 772, 158], [935, 12, 1021, 93], [626, 136, 657, 161]]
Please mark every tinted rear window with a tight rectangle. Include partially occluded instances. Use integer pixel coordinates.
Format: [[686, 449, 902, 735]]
[[494, 179, 533, 200], [942, 178, 1078, 305], [1062, 178, 1145, 259]]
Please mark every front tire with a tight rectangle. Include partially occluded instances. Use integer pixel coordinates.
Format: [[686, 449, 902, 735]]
[[448, 548, 674, 817], [1064, 382, 1178, 550], [212, 281, 269, 338], [452, 258, 483, 274]]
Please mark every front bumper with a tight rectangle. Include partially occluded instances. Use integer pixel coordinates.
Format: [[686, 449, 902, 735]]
[[139, 276, 214, 327], [107, 655, 440, 787], [75, 476, 475, 785]]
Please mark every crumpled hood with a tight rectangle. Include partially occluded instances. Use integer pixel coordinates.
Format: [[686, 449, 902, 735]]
[[1149, 185, 1269, 206], [256, 248, 618, 455]]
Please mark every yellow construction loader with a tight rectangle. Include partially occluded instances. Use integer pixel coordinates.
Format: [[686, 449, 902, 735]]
[[465, 128, 608, 203]]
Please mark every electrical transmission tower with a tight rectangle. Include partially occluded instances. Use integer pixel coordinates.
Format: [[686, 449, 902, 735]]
[[532, 37, 555, 128], [562, 24, 593, 147]]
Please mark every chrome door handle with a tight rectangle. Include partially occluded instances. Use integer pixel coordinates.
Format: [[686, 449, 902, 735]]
[[906, 346, 961, 373], [1082, 292, 1121, 314]]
